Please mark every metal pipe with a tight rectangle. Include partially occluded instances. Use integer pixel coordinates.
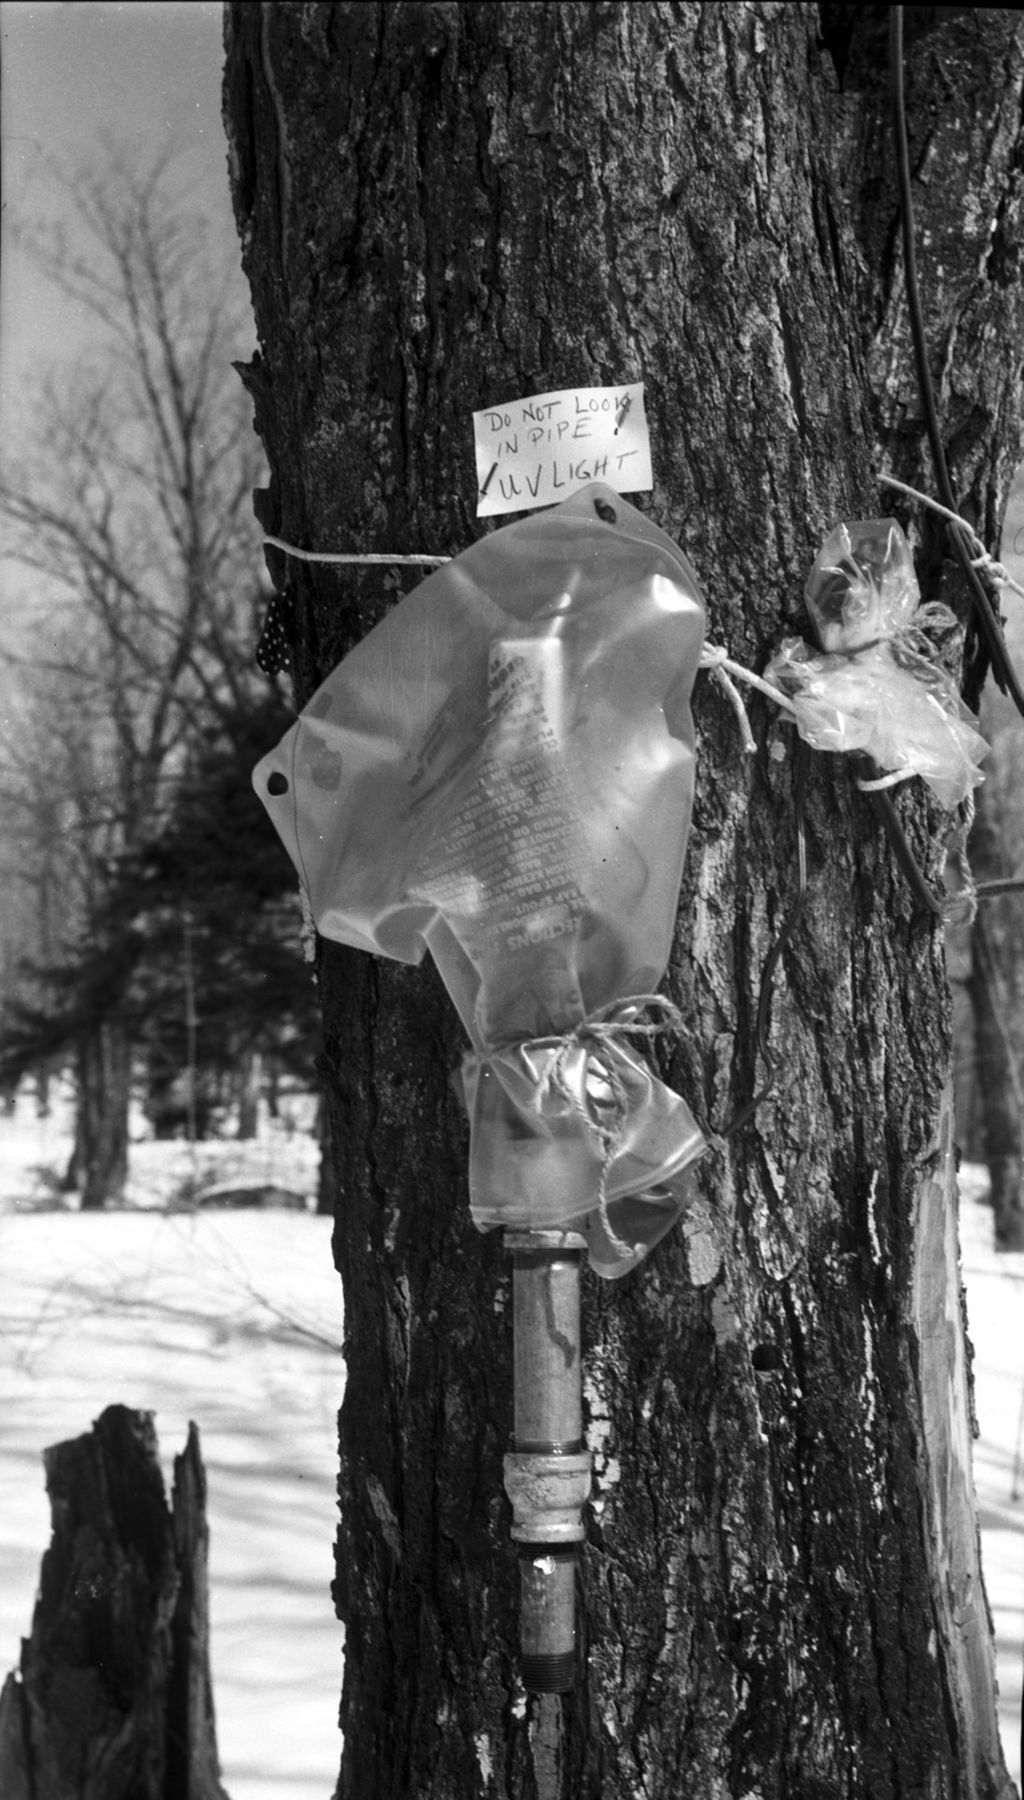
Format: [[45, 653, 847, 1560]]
[[503, 1229, 592, 1693]]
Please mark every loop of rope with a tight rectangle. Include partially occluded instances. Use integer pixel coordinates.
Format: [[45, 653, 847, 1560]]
[[856, 768, 916, 792], [260, 526, 795, 761], [527, 995, 687, 1263], [261, 541, 792, 764], [700, 639, 800, 757], [702, 640, 801, 717], [269, 531, 986, 933], [261, 534, 794, 762], [976, 875, 1024, 897], [268, 493, 1024, 601], [549, 994, 687, 1057], [263, 535, 451, 567], [262, 533, 797, 751], [700, 645, 756, 753], [893, 599, 963, 660], [948, 788, 978, 926], [970, 553, 1013, 586], [877, 474, 1024, 603]]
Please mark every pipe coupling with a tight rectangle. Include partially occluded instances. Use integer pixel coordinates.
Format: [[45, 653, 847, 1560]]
[[503, 1451, 592, 1544]]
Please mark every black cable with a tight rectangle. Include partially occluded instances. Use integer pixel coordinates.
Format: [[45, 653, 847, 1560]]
[[889, 6, 1024, 718], [722, 740, 810, 1137], [857, 760, 945, 920]]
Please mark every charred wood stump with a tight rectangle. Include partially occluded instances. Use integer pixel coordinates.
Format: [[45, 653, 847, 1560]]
[[0, 1405, 228, 1799]]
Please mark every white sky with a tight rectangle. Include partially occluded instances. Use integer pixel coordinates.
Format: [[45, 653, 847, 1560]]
[[0, 0, 231, 427], [0, 0, 248, 643]]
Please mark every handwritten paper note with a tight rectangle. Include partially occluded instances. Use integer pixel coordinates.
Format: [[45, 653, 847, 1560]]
[[472, 383, 653, 518]]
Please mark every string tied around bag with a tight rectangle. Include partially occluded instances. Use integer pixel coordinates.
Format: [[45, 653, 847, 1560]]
[[885, 598, 963, 663], [522, 995, 689, 1264], [699, 640, 800, 756]]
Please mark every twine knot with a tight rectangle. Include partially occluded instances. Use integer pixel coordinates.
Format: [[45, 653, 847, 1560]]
[[700, 642, 756, 754], [528, 996, 687, 1263], [877, 472, 1024, 604]]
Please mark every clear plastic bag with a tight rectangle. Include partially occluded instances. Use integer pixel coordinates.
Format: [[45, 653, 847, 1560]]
[[765, 519, 987, 808], [255, 483, 710, 1276]]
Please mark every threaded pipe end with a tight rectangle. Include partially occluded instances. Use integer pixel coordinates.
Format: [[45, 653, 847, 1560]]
[[521, 1649, 575, 1693]]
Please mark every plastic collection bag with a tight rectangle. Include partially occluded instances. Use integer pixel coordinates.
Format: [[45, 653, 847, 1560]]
[[764, 519, 987, 808], [254, 483, 709, 1276]]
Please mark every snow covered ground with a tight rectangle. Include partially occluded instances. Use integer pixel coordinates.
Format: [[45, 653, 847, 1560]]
[[0, 1098, 344, 1800], [959, 1163, 1023, 1793], [0, 1100, 1020, 1793]]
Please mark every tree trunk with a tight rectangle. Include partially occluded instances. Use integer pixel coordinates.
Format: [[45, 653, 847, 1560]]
[[0, 1406, 228, 1800], [35, 1064, 52, 1118], [967, 783, 1024, 1249], [224, 4, 1024, 1794], [67, 1018, 131, 1209], [236, 1045, 262, 1139], [265, 1058, 280, 1119]]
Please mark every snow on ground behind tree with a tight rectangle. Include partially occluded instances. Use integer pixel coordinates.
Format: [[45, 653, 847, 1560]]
[[0, 1101, 1020, 1794]]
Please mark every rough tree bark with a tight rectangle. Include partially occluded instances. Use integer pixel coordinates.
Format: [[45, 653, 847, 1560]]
[[225, 5, 1024, 1795], [0, 1406, 227, 1800]]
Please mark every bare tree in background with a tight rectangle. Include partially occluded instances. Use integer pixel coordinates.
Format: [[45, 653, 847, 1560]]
[[948, 476, 1024, 1249], [0, 149, 267, 1204], [965, 726, 1024, 1249]]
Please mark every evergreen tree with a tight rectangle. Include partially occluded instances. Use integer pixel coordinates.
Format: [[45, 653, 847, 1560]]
[[0, 150, 265, 1201], [0, 692, 319, 1147]]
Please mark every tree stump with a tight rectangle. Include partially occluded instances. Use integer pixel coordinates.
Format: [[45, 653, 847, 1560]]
[[0, 1406, 228, 1800]]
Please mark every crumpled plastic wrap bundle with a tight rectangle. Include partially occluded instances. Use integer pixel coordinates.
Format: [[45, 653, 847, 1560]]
[[254, 483, 710, 1277], [765, 518, 987, 808]]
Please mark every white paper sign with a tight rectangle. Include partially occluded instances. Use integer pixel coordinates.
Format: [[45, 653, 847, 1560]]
[[472, 383, 653, 518]]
